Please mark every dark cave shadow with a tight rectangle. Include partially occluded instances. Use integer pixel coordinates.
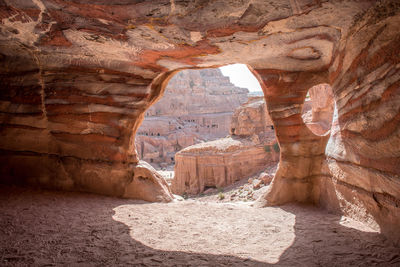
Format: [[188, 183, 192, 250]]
[[0, 186, 399, 267]]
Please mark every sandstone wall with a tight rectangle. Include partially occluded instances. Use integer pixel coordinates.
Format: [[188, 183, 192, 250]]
[[0, 0, 399, 244], [319, 6, 400, 243], [254, 1, 400, 244], [172, 138, 278, 195], [230, 96, 273, 136]]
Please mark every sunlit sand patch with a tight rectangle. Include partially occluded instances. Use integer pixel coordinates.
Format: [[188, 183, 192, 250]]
[[113, 202, 296, 264]]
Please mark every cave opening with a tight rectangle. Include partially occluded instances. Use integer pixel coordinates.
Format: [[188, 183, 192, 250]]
[[136, 64, 280, 200], [1, 1, 399, 263]]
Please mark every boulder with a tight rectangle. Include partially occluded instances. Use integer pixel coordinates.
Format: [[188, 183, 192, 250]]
[[124, 161, 174, 202], [259, 172, 274, 185], [252, 179, 263, 189]]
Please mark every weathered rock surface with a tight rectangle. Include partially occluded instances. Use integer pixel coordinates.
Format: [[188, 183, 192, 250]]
[[172, 97, 278, 195], [0, 0, 399, 244], [320, 6, 400, 243], [124, 161, 173, 202], [253, 1, 400, 244], [172, 136, 278, 195], [135, 68, 248, 168], [145, 69, 248, 117], [259, 172, 274, 185]]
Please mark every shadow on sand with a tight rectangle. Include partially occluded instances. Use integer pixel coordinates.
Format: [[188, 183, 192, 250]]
[[0, 186, 398, 266]]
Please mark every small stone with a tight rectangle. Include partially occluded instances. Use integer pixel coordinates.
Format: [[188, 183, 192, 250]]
[[252, 178, 262, 189], [259, 172, 273, 185], [240, 191, 249, 198], [204, 188, 218, 194], [173, 194, 184, 201]]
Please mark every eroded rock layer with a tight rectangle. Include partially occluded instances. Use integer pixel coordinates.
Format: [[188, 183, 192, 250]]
[[321, 7, 400, 242], [0, 0, 399, 243]]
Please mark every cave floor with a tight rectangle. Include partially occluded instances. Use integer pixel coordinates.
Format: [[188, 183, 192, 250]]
[[0, 186, 399, 266]]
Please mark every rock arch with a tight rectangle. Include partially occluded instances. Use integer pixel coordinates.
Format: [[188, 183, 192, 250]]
[[253, 70, 331, 206], [0, 0, 399, 243]]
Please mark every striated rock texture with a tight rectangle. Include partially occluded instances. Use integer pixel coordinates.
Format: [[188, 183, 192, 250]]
[[172, 97, 278, 195], [319, 5, 400, 243], [253, 1, 400, 244], [0, 0, 399, 243], [135, 68, 248, 168]]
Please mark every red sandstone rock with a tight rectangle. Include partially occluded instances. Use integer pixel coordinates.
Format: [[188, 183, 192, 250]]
[[124, 161, 173, 202], [0, 0, 399, 244], [259, 172, 274, 185], [146, 69, 248, 117], [252, 178, 263, 189], [230, 96, 273, 136]]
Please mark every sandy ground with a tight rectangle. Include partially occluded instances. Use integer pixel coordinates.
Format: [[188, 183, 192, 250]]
[[0, 185, 399, 266]]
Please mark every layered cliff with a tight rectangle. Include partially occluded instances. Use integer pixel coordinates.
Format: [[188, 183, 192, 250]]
[[135, 68, 249, 168], [145, 69, 249, 117]]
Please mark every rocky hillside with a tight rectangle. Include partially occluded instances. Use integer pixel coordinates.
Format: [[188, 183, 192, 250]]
[[135, 68, 249, 169], [146, 68, 249, 117]]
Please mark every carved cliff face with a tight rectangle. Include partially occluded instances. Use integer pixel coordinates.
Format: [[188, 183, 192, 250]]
[[146, 68, 248, 117], [172, 97, 278, 195], [136, 68, 248, 168], [0, 0, 399, 243]]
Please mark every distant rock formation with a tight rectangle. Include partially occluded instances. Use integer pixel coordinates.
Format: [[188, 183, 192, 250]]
[[135, 68, 249, 168], [172, 97, 279, 195], [231, 96, 274, 136], [302, 84, 334, 135]]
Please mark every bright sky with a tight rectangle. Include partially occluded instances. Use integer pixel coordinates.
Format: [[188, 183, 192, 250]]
[[219, 64, 262, 92]]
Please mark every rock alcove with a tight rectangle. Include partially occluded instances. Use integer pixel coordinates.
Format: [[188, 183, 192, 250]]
[[0, 0, 399, 245]]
